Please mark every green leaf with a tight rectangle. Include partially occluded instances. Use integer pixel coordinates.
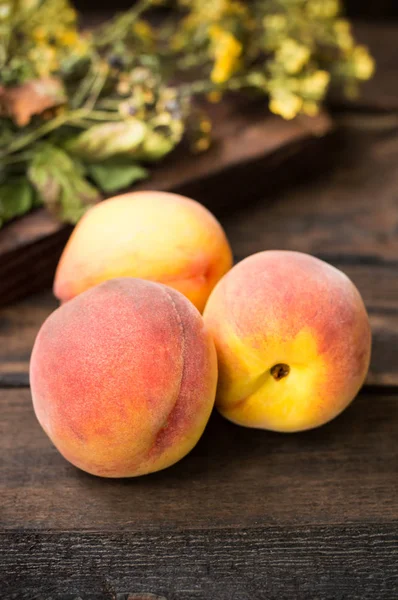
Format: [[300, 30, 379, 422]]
[[59, 176, 100, 224], [29, 160, 61, 208], [0, 178, 34, 225], [135, 130, 177, 162], [28, 143, 101, 224], [67, 120, 147, 161], [88, 161, 149, 193]]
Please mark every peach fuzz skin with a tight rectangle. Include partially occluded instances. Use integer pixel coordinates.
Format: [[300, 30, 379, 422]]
[[53, 191, 233, 313], [203, 251, 371, 432], [30, 278, 218, 477]]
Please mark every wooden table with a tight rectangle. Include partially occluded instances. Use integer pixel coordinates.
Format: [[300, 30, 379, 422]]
[[2, 23, 398, 600]]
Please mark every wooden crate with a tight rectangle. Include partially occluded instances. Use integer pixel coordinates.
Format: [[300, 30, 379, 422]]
[[0, 102, 333, 307]]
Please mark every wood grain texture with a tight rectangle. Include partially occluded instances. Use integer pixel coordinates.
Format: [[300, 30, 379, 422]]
[[2, 388, 398, 532], [0, 104, 333, 308], [0, 292, 57, 386], [2, 525, 398, 600], [224, 126, 398, 264], [1, 385, 398, 598]]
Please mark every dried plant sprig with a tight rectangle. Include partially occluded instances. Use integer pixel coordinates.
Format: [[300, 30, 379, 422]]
[[0, 0, 374, 228], [171, 0, 375, 119]]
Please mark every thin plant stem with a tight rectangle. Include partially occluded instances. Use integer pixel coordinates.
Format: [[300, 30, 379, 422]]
[[67, 119, 93, 129], [0, 109, 88, 158], [97, 98, 121, 109], [71, 62, 98, 109], [176, 51, 210, 71], [86, 110, 122, 121], [1, 151, 34, 166], [84, 63, 109, 111], [178, 79, 219, 97], [95, 0, 155, 48], [179, 74, 267, 97]]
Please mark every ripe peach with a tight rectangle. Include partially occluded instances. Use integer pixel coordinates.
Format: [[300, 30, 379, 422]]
[[30, 278, 217, 477], [53, 191, 233, 312], [203, 251, 371, 432]]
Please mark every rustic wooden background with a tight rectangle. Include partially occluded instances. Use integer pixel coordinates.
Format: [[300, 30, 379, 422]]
[[1, 21, 398, 600]]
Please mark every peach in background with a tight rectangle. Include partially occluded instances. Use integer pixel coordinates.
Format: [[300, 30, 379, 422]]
[[54, 191, 233, 312]]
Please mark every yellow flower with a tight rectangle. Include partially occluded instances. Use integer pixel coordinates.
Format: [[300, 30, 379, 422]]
[[32, 26, 48, 43], [73, 36, 91, 57], [144, 90, 155, 104], [306, 0, 340, 19], [133, 20, 154, 42], [171, 33, 185, 51], [19, 0, 41, 10], [200, 119, 212, 133], [117, 78, 131, 96], [269, 91, 303, 120], [0, 3, 11, 20], [334, 19, 354, 51], [352, 45, 375, 80], [209, 25, 242, 84], [276, 39, 310, 74], [209, 24, 222, 41], [64, 7, 77, 23], [263, 14, 287, 32], [194, 137, 211, 152], [302, 101, 319, 117], [186, 0, 248, 24], [28, 45, 59, 76], [58, 28, 79, 47], [201, 0, 229, 21], [228, 1, 247, 17], [207, 91, 222, 103], [181, 12, 201, 31], [301, 70, 330, 98]]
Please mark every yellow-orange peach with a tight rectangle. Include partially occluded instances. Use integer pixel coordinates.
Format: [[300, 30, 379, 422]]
[[53, 191, 233, 312], [203, 251, 371, 432], [30, 278, 217, 477]]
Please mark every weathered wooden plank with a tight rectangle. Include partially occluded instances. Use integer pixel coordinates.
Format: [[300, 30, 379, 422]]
[[1, 388, 398, 532], [2, 524, 398, 600], [0, 292, 57, 386], [225, 125, 398, 264], [368, 313, 398, 386]]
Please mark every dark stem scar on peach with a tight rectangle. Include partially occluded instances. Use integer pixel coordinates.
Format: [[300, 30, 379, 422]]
[[271, 363, 290, 381]]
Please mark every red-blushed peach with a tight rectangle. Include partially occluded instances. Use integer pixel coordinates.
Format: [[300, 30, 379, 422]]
[[203, 251, 371, 432], [30, 278, 217, 477], [53, 191, 233, 312]]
